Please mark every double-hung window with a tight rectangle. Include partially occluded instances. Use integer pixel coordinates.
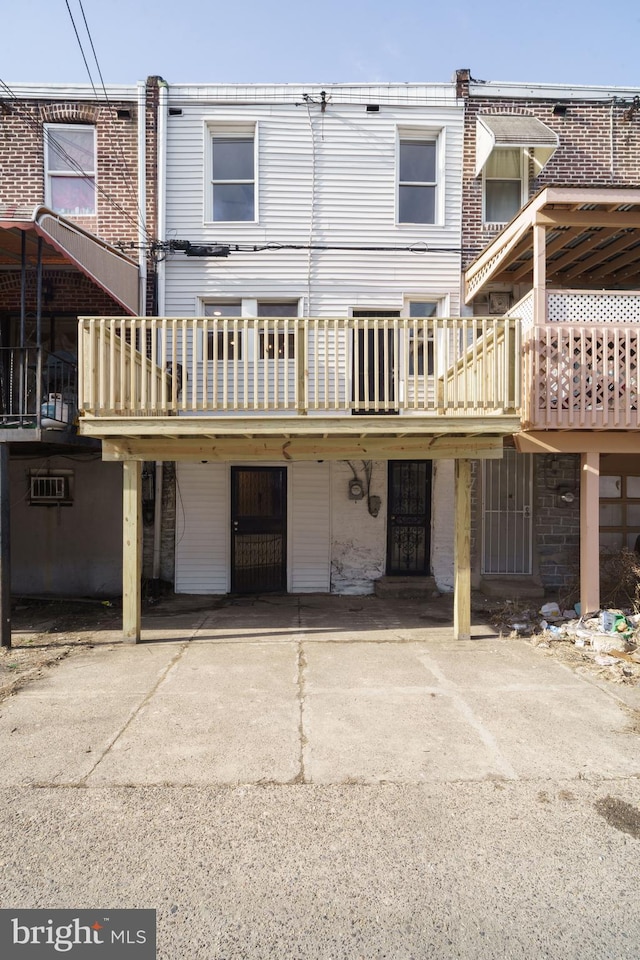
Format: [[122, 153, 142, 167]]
[[44, 124, 96, 215], [483, 148, 525, 224], [210, 129, 255, 222], [398, 137, 437, 224]]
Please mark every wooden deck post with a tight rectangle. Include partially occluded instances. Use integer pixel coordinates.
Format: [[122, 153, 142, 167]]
[[532, 222, 546, 326], [454, 458, 472, 640], [122, 460, 142, 642], [580, 451, 600, 616]]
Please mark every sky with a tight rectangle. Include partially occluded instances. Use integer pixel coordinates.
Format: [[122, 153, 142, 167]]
[[3, 0, 640, 89]]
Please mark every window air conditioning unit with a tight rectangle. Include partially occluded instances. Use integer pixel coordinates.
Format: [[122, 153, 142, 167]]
[[29, 474, 71, 505]]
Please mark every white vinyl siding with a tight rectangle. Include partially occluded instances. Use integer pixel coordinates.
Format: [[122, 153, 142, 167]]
[[164, 88, 463, 318], [175, 462, 228, 593], [290, 462, 331, 592], [174, 462, 331, 594]]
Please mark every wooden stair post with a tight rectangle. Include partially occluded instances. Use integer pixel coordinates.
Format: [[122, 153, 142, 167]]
[[122, 460, 142, 642]]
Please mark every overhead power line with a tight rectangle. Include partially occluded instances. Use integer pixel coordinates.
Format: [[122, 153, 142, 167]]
[[0, 77, 147, 239]]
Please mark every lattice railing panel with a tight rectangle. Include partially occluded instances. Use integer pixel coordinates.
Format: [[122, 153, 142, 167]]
[[524, 323, 640, 429], [547, 291, 640, 324]]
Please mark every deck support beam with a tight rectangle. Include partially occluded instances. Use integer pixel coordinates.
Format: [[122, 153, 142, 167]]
[[454, 458, 472, 641], [122, 460, 142, 642], [580, 451, 600, 617]]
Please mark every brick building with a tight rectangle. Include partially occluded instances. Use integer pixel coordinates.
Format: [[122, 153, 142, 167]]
[[458, 70, 640, 608], [0, 80, 160, 643]]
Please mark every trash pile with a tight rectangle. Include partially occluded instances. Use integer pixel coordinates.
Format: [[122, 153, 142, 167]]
[[500, 600, 640, 684]]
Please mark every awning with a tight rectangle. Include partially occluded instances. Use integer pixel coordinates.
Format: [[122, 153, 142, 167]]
[[0, 205, 139, 314], [475, 115, 559, 177]]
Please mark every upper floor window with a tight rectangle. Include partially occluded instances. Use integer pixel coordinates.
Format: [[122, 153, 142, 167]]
[[398, 138, 437, 224], [210, 131, 255, 222], [44, 124, 96, 215], [483, 148, 526, 224]]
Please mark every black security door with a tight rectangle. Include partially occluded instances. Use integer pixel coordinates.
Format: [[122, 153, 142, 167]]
[[387, 460, 432, 575], [231, 467, 287, 593]]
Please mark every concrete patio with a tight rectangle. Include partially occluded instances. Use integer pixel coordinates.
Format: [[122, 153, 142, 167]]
[[2, 595, 639, 787]]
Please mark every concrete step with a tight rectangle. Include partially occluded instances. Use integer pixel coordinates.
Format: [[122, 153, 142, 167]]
[[374, 576, 440, 599], [480, 577, 545, 600]]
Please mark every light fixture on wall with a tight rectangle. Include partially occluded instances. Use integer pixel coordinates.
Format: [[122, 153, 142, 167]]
[[557, 484, 576, 505]]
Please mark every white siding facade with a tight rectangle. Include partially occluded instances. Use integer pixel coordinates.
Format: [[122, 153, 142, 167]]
[[164, 82, 463, 595]]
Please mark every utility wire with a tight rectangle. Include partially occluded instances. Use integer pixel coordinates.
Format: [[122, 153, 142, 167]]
[[74, 0, 150, 239], [64, 0, 99, 99]]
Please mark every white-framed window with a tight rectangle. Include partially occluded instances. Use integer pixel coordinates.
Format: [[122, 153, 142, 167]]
[[202, 298, 300, 360], [406, 301, 438, 375], [257, 301, 298, 359], [483, 148, 526, 224], [207, 124, 257, 222], [398, 135, 438, 224], [44, 124, 96, 215], [204, 301, 243, 359]]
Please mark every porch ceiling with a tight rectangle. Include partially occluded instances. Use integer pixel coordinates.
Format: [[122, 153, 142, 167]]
[[0, 205, 139, 314], [464, 186, 640, 302]]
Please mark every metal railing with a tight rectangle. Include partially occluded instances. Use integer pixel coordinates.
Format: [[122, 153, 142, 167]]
[[0, 346, 77, 429]]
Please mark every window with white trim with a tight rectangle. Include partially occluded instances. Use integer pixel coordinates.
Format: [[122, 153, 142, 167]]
[[204, 302, 243, 359], [44, 124, 96, 215], [202, 299, 300, 359], [257, 301, 298, 359], [407, 301, 437, 375], [483, 148, 526, 224], [398, 137, 437, 224], [209, 128, 256, 222]]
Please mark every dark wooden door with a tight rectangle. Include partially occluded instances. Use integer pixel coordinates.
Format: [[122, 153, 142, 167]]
[[387, 461, 432, 575], [231, 467, 287, 593]]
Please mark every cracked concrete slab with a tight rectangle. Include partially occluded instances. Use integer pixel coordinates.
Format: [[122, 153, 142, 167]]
[[0, 597, 639, 789]]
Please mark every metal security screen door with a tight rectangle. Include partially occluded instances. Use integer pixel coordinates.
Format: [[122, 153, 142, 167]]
[[231, 467, 287, 593], [482, 449, 533, 574], [387, 461, 432, 575]]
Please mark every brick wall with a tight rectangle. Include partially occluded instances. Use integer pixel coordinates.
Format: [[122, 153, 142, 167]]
[[461, 91, 640, 269], [0, 268, 128, 315], [534, 454, 581, 593], [0, 97, 142, 252]]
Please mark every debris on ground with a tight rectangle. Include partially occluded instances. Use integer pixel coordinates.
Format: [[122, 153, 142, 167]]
[[489, 595, 640, 686]]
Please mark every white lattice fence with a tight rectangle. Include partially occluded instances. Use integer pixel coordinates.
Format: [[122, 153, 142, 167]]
[[547, 291, 640, 324]]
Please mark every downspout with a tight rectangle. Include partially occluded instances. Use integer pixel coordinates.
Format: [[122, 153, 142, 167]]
[[157, 79, 168, 316], [137, 80, 147, 317], [152, 80, 169, 593]]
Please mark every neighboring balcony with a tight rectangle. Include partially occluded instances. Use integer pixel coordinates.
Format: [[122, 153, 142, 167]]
[[0, 346, 78, 440], [78, 315, 521, 430], [511, 290, 640, 430]]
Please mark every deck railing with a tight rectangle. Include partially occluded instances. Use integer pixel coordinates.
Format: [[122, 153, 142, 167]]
[[78, 315, 521, 419], [524, 321, 640, 429]]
